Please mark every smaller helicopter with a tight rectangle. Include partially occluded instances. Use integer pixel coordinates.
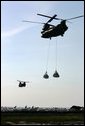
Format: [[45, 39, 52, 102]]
[[17, 80, 29, 87], [23, 13, 84, 39]]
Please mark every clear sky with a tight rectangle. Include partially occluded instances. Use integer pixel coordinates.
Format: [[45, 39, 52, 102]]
[[1, 1, 84, 107]]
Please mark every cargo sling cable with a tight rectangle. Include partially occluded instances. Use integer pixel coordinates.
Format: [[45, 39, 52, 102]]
[[53, 39, 60, 78], [43, 40, 50, 79]]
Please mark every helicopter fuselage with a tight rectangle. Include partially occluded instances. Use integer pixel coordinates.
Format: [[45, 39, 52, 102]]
[[41, 22, 68, 39], [23, 13, 83, 39], [19, 82, 26, 87], [17, 80, 29, 87]]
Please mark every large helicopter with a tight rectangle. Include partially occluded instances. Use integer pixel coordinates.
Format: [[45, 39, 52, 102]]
[[23, 13, 84, 39], [17, 80, 29, 87]]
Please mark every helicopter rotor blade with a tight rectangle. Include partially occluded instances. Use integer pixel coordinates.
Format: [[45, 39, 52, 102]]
[[37, 13, 84, 22], [22, 20, 45, 24], [46, 14, 57, 23], [54, 15, 84, 21], [17, 80, 30, 83], [37, 13, 63, 20], [22, 20, 55, 27], [37, 13, 55, 18], [37, 14, 57, 23], [17, 80, 21, 82], [24, 81, 30, 83], [66, 15, 84, 21]]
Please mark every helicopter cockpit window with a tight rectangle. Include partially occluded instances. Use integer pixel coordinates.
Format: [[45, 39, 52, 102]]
[[42, 24, 50, 31]]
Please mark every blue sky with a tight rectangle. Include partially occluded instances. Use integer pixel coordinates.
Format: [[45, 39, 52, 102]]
[[1, 1, 84, 107]]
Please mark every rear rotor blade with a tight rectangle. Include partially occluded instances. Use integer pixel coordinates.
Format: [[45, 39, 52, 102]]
[[25, 81, 30, 83], [37, 13, 84, 21], [66, 15, 84, 21], [17, 80, 21, 82]]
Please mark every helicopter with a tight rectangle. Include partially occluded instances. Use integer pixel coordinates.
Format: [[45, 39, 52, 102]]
[[23, 13, 84, 39], [17, 80, 29, 87]]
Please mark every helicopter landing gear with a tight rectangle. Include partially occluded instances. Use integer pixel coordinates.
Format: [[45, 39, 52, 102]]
[[53, 70, 60, 78], [43, 71, 49, 79]]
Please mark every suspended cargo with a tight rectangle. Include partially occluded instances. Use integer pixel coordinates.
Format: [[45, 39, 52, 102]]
[[43, 71, 49, 79], [53, 70, 60, 78]]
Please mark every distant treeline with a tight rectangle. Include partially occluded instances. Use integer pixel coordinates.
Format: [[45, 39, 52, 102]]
[[1, 105, 84, 114]]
